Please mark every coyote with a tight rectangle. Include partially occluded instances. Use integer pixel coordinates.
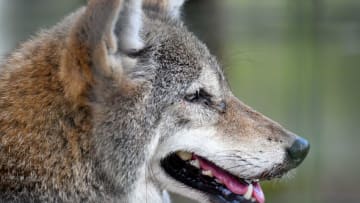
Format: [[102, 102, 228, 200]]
[[0, 0, 309, 202]]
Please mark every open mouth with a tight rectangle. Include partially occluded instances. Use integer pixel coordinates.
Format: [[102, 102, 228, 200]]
[[161, 151, 265, 203]]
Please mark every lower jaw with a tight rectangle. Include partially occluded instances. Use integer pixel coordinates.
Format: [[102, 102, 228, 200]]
[[161, 152, 263, 203]]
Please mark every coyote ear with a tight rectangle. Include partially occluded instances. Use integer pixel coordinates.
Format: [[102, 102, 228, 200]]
[[144, 0, 187, 19], [60, 0, 143, 103]]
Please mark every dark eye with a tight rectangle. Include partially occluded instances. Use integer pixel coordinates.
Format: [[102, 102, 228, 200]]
[[184, 89, 212, 106]]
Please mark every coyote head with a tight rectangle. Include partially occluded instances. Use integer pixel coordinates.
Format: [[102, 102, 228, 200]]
[[60, 0, 310, 202]]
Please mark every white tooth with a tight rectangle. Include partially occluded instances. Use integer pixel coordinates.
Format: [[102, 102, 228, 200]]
[[190, 159, 200, 168], [176, 151, 192, 161], [201, 170, 213, 177], [251, 198, 256, 202], [244, 183, 253, 200]]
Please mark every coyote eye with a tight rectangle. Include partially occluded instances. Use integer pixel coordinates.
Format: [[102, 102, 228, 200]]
[[184, 89, 212, 106]]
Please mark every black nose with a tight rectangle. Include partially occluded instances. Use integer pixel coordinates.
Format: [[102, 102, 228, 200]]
[[287, 137, 310, 167]]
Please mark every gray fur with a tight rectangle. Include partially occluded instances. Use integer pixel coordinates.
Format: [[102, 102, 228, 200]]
[[92, 12, 215, 200]]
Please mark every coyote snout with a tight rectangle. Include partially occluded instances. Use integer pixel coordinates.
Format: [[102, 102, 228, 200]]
[[0, 0, 309, 202], [153, 91, 309, 203]]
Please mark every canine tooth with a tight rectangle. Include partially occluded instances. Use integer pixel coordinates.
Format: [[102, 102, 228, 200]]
[[190, 159, 200, 168], [176, 151, 192, 161], [244, 184, 253, 200], [201, 170, 213, 177]]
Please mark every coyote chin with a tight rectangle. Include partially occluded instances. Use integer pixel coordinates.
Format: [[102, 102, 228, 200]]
[[0, 0, 309, 202]]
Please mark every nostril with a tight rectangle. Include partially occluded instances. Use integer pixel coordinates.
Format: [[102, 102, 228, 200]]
[[287, 137, 310, 166]]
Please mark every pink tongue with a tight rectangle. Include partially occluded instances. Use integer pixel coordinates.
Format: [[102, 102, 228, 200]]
[[194, 155, 265, 203]]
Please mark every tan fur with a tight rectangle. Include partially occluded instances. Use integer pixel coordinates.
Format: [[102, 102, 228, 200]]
[[0, 0, 124, 195], [0, 31, 92, 192], [219, 96, 286, 141]]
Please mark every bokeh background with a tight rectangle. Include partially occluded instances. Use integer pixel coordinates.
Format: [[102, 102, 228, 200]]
[[0, 0, 359, 203]]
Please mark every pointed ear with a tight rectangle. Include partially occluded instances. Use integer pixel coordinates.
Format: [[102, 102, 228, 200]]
[[143, 0, 187, 19], [60, 0, 143, 103]]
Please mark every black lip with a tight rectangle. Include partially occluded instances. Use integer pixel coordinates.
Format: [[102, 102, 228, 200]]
[[161, 153, 255, 203]]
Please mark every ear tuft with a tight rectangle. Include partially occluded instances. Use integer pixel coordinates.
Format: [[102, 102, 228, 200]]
[[144, 0, 187, 19]]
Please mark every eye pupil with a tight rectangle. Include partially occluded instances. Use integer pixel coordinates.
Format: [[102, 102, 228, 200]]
[[203, 100, 210, 106]]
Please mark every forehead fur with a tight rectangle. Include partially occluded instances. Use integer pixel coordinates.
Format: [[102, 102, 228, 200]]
[[140, 13, 221, 93]]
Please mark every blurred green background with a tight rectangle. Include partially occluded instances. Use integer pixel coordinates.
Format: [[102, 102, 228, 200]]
[[0, 0, 359, 203]]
